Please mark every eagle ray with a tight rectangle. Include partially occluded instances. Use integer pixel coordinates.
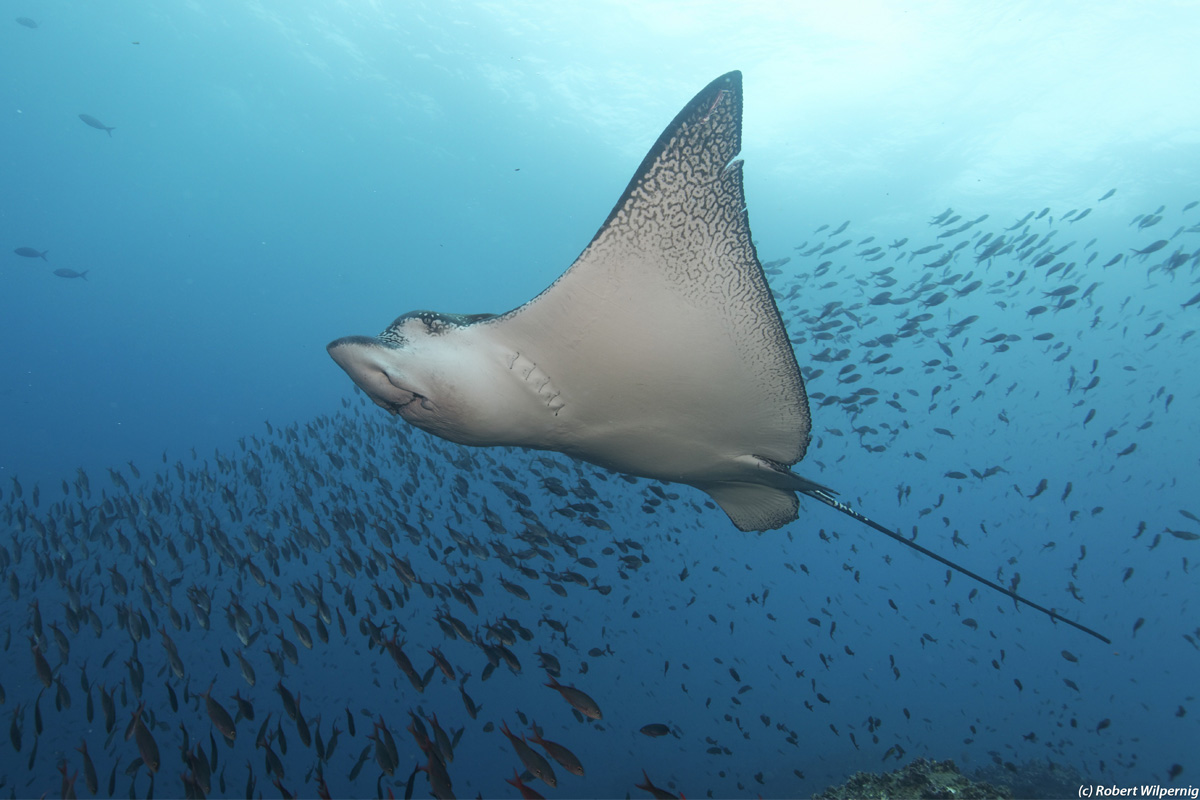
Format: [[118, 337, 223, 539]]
[[328, 71, 1109, 644]]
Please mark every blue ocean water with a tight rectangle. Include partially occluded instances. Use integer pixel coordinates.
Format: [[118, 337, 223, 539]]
[[2, 2, 1198, 798]]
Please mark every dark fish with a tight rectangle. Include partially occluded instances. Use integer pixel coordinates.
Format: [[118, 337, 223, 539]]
[[75, 740, 99, 794], [636, 769, 681, 799], [275, 682, 298, 720], [505, 767, 546, 800], [500, 720, 556, 787], [9, 703, 22, 751], [347, 744, 370, 781], [369, 718, 396, 775], [78, 114, 115, 136], [16, 17, 38, 28], [1131, 239, 1167, 257], [13, 247, 48, 260], [53, 269, 89, 280], [130, 703, 160, 773], [544, 675, 602, 719], [199, 681, 237, 740], [26, 647, 53, 698], [641, 723, 671, 737], [528, 727, 584, 776]]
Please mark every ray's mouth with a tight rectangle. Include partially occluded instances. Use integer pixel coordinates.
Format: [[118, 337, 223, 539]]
[[359, 380, 423, 416], [327, 336, 429, 415], [380, 391, 425, 416]]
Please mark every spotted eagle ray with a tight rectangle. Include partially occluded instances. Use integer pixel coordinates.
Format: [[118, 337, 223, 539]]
[[329, 71, 1109, 644]]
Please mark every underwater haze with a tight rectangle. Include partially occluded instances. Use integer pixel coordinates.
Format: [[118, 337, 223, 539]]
[[2, 2, 1198, 798]]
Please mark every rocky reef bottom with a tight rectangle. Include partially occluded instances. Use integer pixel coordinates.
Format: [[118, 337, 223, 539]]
[[971, 759, 1087, 799], [814, 757, 1090, 799]]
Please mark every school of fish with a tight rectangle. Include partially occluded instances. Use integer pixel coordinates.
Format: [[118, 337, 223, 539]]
[[4, 181, 1197, 797], [5, 24, 1198, 794]]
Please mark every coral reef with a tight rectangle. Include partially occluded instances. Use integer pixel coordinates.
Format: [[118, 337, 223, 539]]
[[972, 759, 1086, 799], [815, 757, 1014, 800]]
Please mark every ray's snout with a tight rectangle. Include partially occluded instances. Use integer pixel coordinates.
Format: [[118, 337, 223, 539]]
[[327, 336, 416, 413]]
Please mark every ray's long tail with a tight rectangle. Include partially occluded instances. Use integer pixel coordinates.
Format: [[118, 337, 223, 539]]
[[799, 487, 1112, 644]]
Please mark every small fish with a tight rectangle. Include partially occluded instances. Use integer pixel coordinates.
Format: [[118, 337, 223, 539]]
[[130, 703, 160, 773], [505, 768, 546, 800], [16, 17, 38, 28], [78, 114, 115, 137], [53, 269, 89, 280], [636, 769, 680, 800], [527, 727, 584, 776], [76, 740, 99, 794], [544, 675, 602, 720], [1131, 239, 1167, 257], [499, 720, 556, 787], [199, 681, 237, 740], [31, 639, 54, 688], [13, 247, 48, 260]]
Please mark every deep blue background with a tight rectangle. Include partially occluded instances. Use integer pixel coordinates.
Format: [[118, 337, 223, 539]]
[[2, 2, 1197, 798]]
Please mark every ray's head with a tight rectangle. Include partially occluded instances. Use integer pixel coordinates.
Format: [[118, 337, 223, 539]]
[[327, 310, 504, 444], [328, 311, 458, 415], [326, 334, 421, 416]]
